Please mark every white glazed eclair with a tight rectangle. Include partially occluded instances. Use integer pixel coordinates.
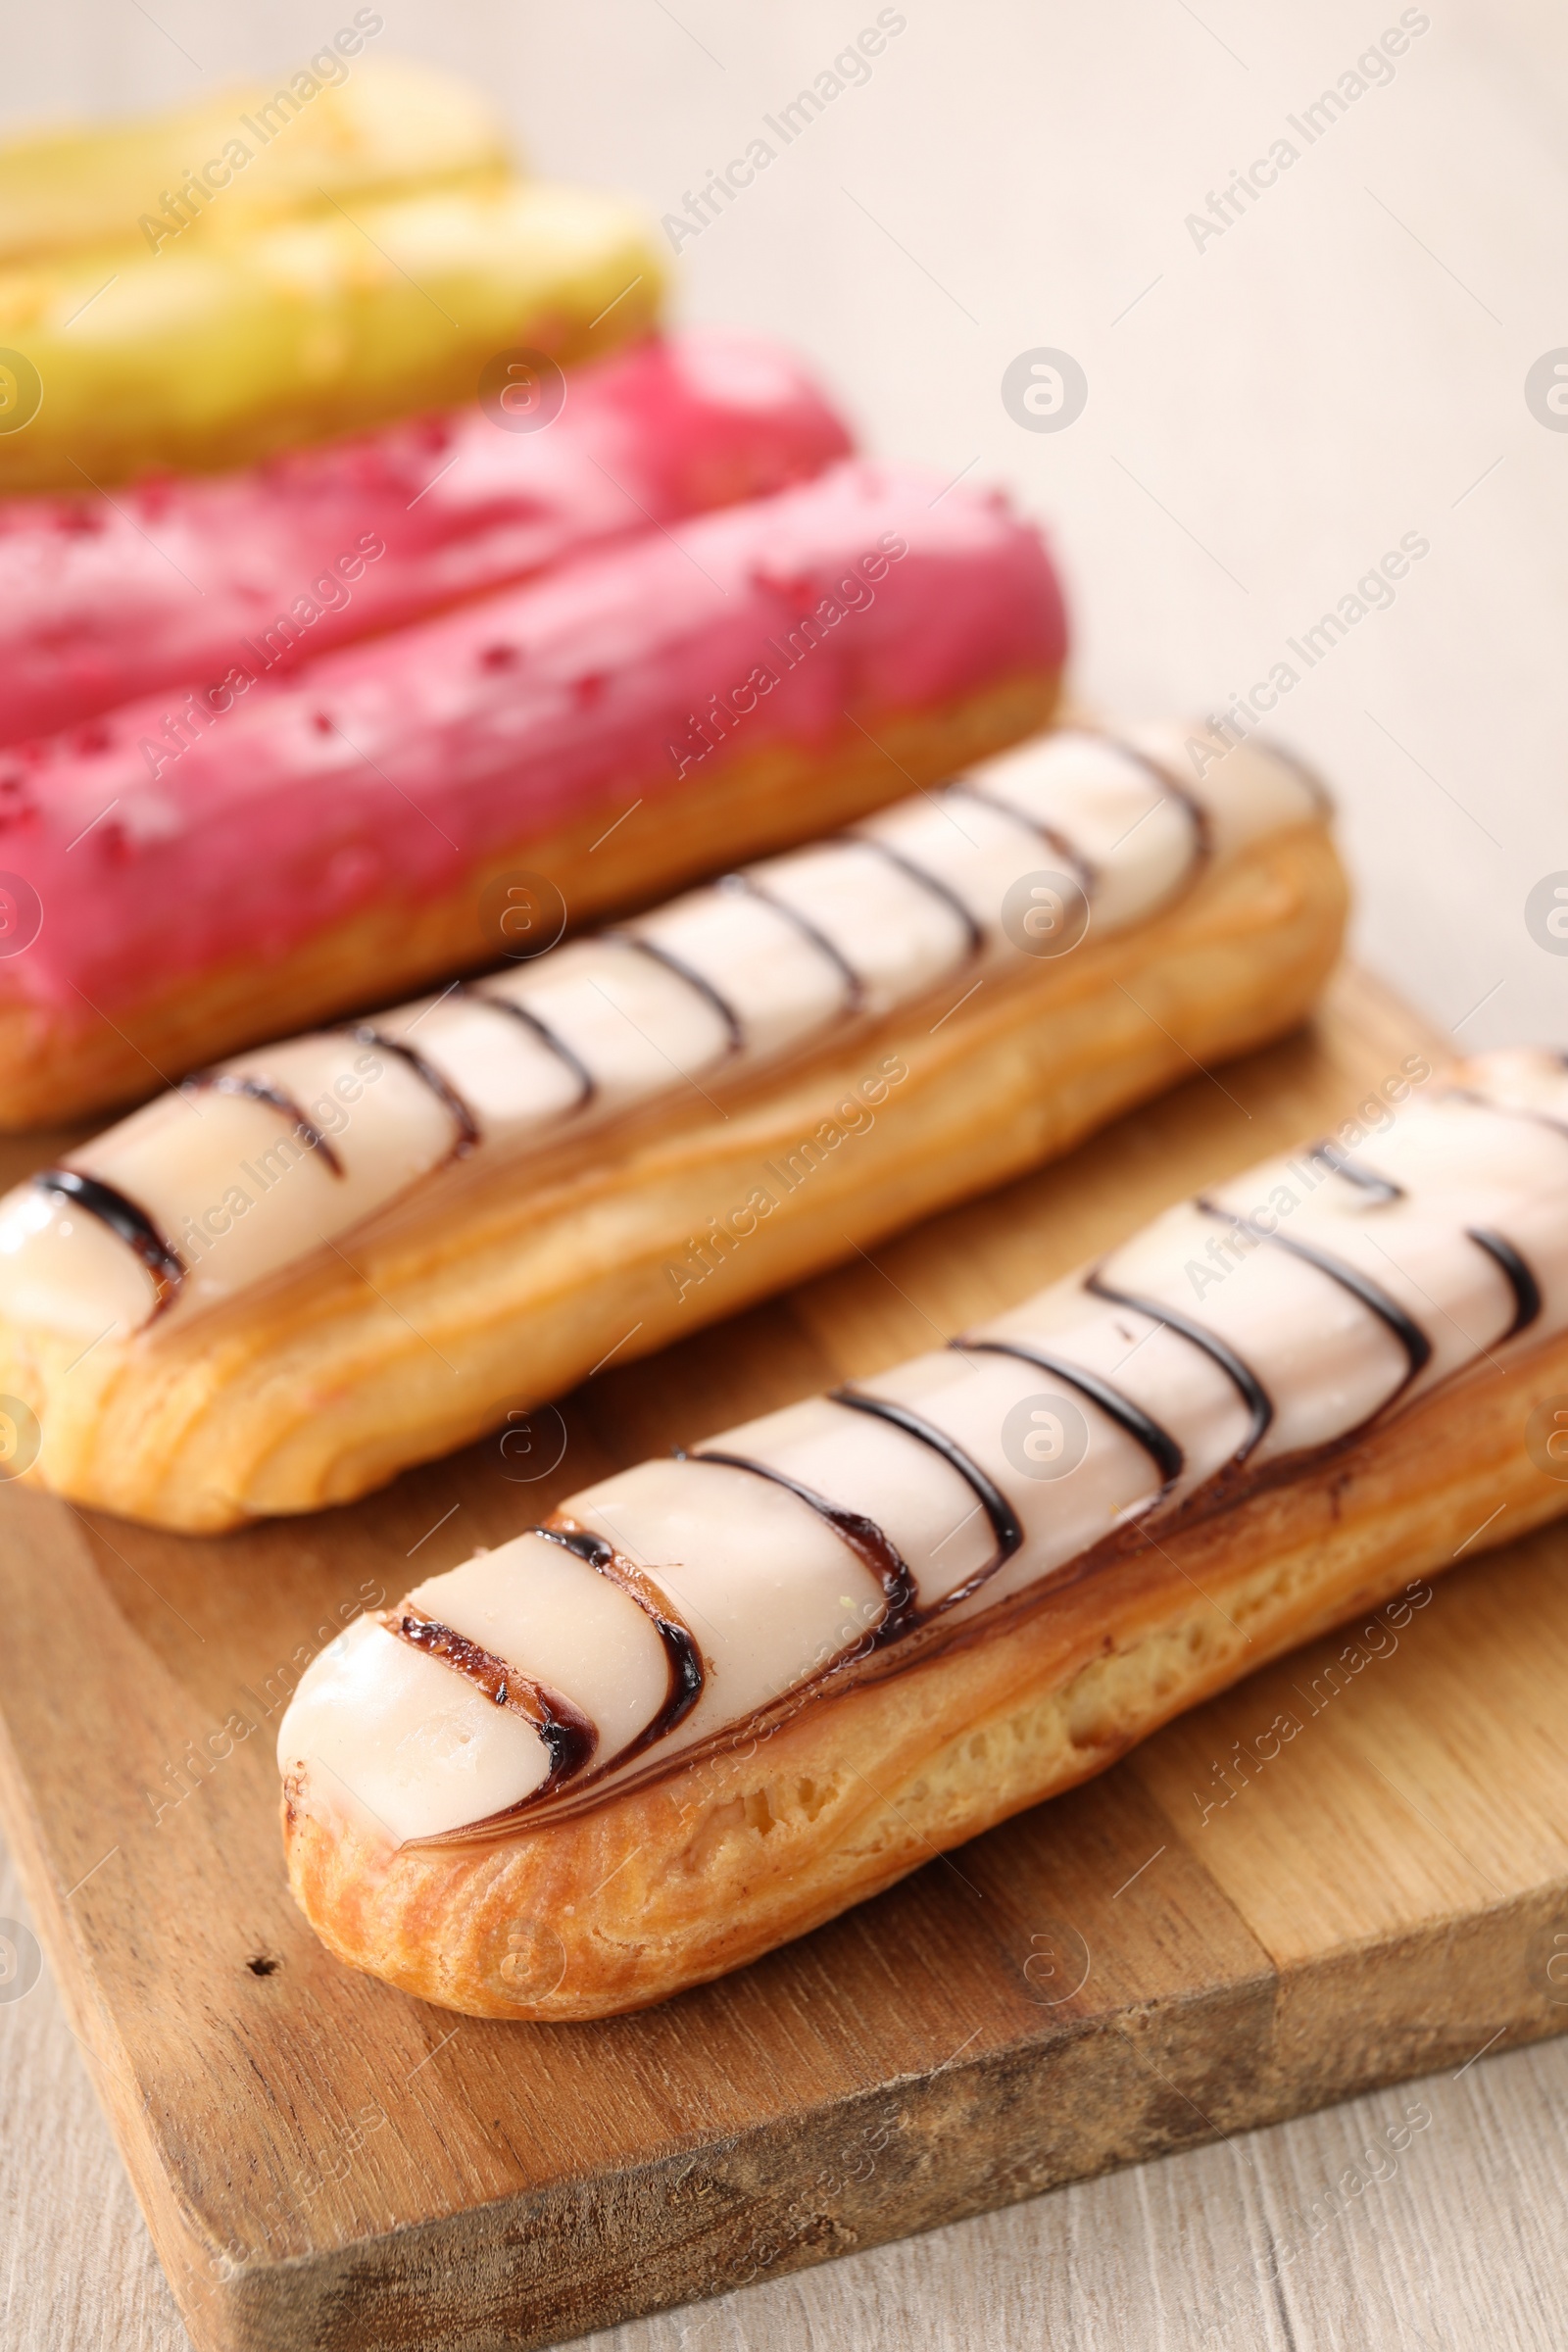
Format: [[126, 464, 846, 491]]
[[278, 1048, 1568, 2019], [0, 721, 1343, 1528]]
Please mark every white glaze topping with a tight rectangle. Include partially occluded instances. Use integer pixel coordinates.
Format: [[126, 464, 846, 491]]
[[278, 1049, 1568, 1845], [0, 722, 1317, 1340]]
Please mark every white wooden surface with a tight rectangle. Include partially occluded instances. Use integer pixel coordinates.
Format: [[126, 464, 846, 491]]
[[4, 1, 1568, 2345]]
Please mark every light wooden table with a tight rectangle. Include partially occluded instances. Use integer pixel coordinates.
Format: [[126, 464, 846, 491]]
[[4, 2, 1567, 2344]]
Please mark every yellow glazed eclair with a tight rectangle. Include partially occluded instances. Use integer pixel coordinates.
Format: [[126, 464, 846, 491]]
[[0, 176, 664, 490], [0, 52, 509, 268], [0, 722, 1343, 1529], [0, 52, 662, 490]]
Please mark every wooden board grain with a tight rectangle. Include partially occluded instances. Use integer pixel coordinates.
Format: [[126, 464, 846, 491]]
[[2, 964, 1566, 2352]]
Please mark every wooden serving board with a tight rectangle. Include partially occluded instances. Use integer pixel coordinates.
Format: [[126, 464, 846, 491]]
[[4, 965, 1567, 2352]]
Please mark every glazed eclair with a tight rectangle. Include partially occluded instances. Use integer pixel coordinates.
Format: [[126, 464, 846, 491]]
[[0, 723, 1343, 1530], [0, 172, 667, 495], [0, 330, 853, 749], [0, 458, 1061, 1125], [0, 55, 511, 269], [278, 1047, 1568, 2019]]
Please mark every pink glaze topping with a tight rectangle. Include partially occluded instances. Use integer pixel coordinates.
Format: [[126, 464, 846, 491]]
[[0, 463, 1066, 1020], [0, 331, 854, 748]]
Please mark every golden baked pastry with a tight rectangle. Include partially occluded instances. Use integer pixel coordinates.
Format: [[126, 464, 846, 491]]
[[0, 723, 1342, 1529]]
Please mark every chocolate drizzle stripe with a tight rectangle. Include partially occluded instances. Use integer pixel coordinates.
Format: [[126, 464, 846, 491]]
[[463, 986, 596, 1108], [689, 1449, 918, 1644], [941, 782, 1099, 894], [1258, 1233, 1434, 1381], [958, 1338, 1185, 1489], [1091, 732, 1213, 867], [1084, 1271, 1274, 1459], [1305, 1140, 1403, 1202], [607, 931, 747, 1054], [829, 1388, 1022, 1561], [33, 1168, 184, 1309], [531, 1524, 706, 1764], [718, 871, 865, 1013], [384, 1609, 595, 1791], [343, 1025, 480, 1153], [1254, 734, 1335, 816], [1465, 1226, 1544, 1342], [849, 837, 986, 958], [532, 1525, 612, 1566], [185, 1073, 344, 1175], [1197, 1199, 1433, 1387], [1445, 1086, 1568, 1149]]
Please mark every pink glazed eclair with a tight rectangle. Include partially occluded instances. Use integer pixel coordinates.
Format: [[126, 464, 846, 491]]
[[0, 331, 853, 749], [0, 462, 1064, 1126]]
